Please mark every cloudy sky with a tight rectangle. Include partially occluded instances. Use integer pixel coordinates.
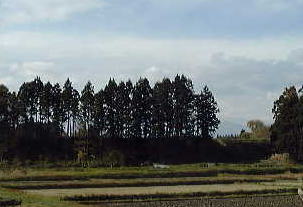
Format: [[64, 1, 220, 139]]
[[1, 0, 303, 134]]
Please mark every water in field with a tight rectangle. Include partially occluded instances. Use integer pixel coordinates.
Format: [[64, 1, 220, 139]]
[[87, 195, 303, 207]]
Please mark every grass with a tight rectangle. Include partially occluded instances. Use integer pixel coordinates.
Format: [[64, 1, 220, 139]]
[[0, 187, 83, 207], [2, 162, 303, 182]]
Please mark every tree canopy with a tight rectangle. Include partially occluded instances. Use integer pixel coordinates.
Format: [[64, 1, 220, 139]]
[[271, 86, 303, 160]]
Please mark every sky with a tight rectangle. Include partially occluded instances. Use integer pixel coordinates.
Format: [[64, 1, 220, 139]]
[[1, 0, 303, 134]]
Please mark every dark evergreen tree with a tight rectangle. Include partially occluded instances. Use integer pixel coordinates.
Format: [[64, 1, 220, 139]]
[[0, 84, 10, 160], [16, 77, 43, 124], [7, 92, 21, 129], [0, 84, 10, 129], [195, 86, 220, 138], [123, 80, 133, 139], [62, 79, 75, 137], [80, 81, 95, 156], [116, 81, 133, 138], [172, 75, 195, 137], [132, 78, 152, 138], [80, 81, 95, 136], [271, 86, 300, 159], [41, 82, 53, 124], [151, 81, 165, 138], [151, 78, 174, 138], [52, 83, 63, 134], [103, 79, 118, 137], [71, 88, 80, 137], [93, 89, 106, 137]]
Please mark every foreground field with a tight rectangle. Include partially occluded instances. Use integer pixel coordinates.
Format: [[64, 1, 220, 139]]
[[1, 163, 303, 206], [97, 195, 303, 207]]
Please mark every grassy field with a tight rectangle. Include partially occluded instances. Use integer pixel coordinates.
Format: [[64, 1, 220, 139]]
[[1, 162, 303, 206], [3, 176, 282, 190]]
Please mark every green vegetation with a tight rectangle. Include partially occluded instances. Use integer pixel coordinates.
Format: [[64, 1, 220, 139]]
[[246, 120, 270, 139], [2, 162, 303, 182], [0, 187, 81, 207], [271, 86, 303, 161]]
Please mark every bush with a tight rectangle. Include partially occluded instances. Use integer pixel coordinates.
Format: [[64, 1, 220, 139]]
[[102, 150, 125, 167]]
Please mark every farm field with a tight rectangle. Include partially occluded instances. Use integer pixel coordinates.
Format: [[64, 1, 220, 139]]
[[96, 195, 303, 207], [2, 176, 284, 190], [1, 163, 303, 206], [24, 183, 291, 197]]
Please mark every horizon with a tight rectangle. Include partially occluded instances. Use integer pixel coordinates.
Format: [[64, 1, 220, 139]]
[[2, 0, 303, 134]]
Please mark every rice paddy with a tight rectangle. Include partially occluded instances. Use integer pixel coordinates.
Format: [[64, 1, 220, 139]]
[[1, 163, 303, 206]]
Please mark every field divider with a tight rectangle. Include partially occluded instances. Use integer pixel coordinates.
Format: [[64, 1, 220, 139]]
[[62, 188, 298, 202], [3, 179, 275, 190]]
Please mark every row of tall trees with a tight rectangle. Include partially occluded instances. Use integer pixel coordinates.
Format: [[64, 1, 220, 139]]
[[271, 86, 303, 161], [0, 75, 220, 139], [0, 75, 220, 162]]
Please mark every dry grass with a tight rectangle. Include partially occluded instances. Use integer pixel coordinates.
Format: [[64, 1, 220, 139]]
[[24, 183, 290, 197]]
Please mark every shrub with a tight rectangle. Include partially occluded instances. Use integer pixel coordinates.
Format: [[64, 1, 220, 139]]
[[268, 153, 290, 164], [102, 150, 125, 167]]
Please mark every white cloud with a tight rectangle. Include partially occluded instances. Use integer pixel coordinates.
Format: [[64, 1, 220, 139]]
[[1, 31, 303, 133], [204, 52, 303, 125], [10, 61, 55, 77], [0, 0, 104, 25], [3, 61, 60, 87], [2, 32, 302, 62], [142, 66, 172, 84]]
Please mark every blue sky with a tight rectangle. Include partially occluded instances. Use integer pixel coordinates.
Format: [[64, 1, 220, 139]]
[[1, 0, 303, 134]]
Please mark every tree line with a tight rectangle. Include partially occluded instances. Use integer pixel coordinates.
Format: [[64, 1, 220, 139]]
[[0, 75, 220, 164]]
